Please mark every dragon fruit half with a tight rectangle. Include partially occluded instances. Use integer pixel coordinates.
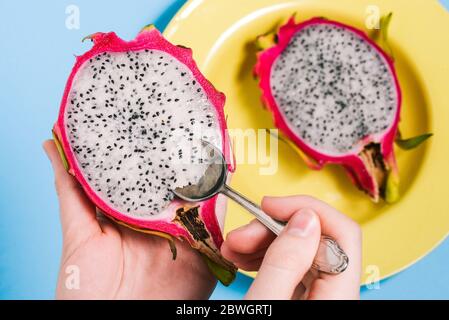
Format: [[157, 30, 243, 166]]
[[52, 26, 236, 284], [255, 16, 404, 203]]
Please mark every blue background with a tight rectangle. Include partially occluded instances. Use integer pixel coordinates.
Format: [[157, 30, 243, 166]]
[[0, 0, 447, 300]]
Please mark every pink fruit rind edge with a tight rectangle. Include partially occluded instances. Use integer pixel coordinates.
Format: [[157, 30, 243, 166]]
[[53, 27, 234, 249], [254, 17, 402, 198]]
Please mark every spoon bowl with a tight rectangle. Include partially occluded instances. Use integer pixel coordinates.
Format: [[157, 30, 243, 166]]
[[173, 140, 349, 274]]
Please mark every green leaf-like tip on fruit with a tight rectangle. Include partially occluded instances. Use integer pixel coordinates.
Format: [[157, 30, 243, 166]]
[[395, 133, 433, 150], [385, 170, 400, 204], [167, 239, 177, 260], [140, 24, 155, 33], [380, 12, 394, 60], [372, 12, 395, 60], [265, 129, 323, 170], [265, 128, 281, 141], [256, 32, 277, 51], [202, 255, 236, 286], [52, 131, 69, 171], [81, 32, 101, 43], [380, 13, 392, 41], [255, 12, 304, 51]]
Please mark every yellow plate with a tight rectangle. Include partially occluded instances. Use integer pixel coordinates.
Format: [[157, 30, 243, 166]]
[[164, 0, 449, 284]]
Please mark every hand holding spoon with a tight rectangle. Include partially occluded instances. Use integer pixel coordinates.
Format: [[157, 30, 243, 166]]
[[173, 141, 348, 274]]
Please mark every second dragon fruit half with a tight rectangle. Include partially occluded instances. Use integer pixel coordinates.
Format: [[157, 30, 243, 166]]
[[255, 15, 431, 203]]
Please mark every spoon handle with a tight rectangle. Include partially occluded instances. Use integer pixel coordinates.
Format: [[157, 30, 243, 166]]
[[221, 184, 348, 274]]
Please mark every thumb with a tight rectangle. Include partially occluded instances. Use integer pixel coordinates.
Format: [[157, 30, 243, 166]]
[[245, 209, 321, 300], [43, 140, 100, 242]]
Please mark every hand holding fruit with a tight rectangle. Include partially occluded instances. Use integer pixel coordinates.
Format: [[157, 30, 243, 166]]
[[222, 196, 362, 300], [45, 140, 217, 299]]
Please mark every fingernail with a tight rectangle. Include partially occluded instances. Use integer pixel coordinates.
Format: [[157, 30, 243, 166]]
[[232, 220, 254, 232], [286, 209, 317, 238], [262, 195, 279, 202], [230, 220, 261, 238]]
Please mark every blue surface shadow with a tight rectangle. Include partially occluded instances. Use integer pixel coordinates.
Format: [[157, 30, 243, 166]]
[[211, 273, 253, 300], [441, 0, 449, 10], [155, 0, 188, 31]]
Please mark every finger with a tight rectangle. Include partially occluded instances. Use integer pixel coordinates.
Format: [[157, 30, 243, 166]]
[[222, 220, 274, 271], [262, 195, 362, 299], [225, 219, 276, 254], [96, 208, 120, 235], [222, 244, 265, 271], [43, 140, 100, 240], [221, 242, 266, 270], [215, 193, 228, 231], [235, 258, 264, 272], [291, 269, 318, 300], [245, 209, 321, 300], [291, 283, 307, 300], [262, 195, 358, 240]]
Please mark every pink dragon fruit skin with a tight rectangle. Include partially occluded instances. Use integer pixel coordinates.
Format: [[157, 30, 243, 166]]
[[53, 26, 236, 284], [255, 17, 402, 202]]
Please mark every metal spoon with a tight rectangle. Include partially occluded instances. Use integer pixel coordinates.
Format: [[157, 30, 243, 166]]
[[173, 141, 348, 274]]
